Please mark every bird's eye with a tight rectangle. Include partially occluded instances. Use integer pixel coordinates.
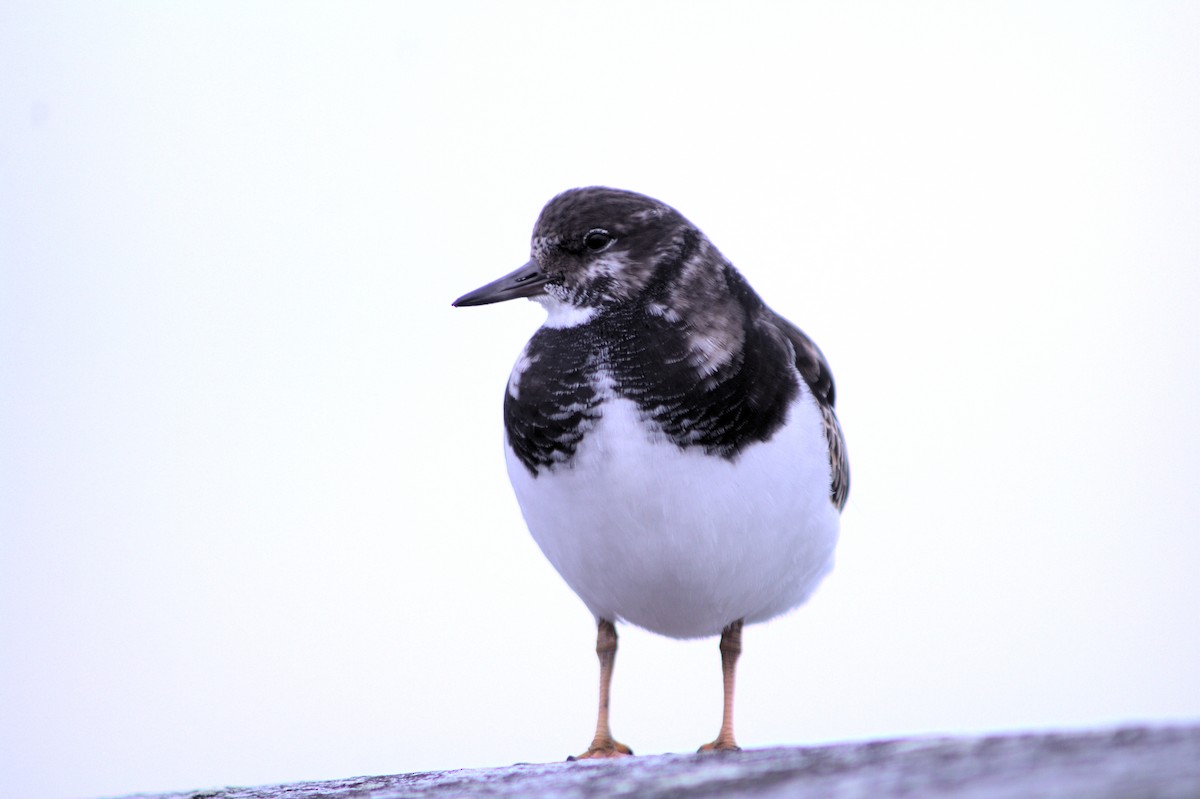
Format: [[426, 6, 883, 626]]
[[583, 229, 614, 252]]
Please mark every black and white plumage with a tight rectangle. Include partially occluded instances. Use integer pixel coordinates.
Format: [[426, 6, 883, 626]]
[[454, 187, 849, 755]]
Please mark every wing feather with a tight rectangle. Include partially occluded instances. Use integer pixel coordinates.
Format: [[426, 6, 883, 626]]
[[767, 310, 850, 511]]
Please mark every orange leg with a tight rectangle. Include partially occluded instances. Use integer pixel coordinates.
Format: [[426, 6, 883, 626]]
[[572, 619, 633, 759], [699, 619, 743, 752]]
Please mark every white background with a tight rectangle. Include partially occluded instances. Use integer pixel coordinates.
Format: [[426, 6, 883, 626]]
[[2, 3, 1198, 798]]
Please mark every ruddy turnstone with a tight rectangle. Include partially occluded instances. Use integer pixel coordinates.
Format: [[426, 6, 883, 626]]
[[453, 187, 849, 758]]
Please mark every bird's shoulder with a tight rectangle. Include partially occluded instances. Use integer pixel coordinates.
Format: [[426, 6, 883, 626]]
[[762, 308, 837, 409]]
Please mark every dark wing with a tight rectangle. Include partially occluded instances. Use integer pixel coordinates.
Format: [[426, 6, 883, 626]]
[[768, 309, 850, 511]]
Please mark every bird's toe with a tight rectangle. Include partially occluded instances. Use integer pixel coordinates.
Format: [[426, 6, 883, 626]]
[[569, 738, 634, 760]]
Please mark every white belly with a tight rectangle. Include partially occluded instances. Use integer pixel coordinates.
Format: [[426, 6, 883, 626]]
[[504, 386, 840, 639]]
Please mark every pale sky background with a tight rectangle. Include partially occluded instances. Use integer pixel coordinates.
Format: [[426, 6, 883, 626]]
[[2, 3, 1199, 799]]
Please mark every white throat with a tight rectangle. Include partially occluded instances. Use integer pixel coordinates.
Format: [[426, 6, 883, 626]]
[[535, 296, 599, 328]]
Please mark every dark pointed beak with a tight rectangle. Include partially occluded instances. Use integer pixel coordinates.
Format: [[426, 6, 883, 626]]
[[452, 260, 549, 307]]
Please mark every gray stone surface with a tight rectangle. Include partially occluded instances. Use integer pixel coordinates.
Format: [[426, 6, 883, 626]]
[[114, 724, 1200, 799]]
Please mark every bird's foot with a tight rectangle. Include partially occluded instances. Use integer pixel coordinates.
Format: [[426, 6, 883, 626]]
[[698, 735, 741, 753], [569, 737, 633, 760]]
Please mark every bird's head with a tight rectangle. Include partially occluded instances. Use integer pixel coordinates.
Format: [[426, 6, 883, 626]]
[[452, 187, 695, 317]]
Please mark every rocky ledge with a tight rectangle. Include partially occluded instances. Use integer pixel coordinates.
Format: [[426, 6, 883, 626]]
[[117, 723, 1200, 799]]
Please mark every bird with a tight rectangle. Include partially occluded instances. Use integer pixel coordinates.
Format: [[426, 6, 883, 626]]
[[452, 187, 848, 758]]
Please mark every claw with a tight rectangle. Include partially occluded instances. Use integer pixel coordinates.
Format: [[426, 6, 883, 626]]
[[569, 738, 633, 760]]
